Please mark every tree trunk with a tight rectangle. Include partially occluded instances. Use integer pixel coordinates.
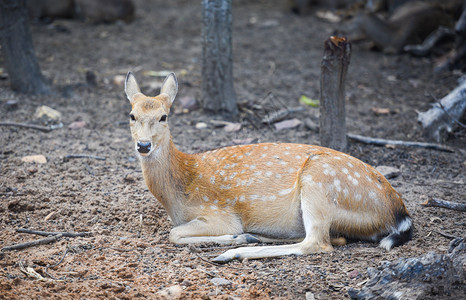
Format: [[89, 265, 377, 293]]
[[0, 0, 51, 95], [319, 36, 351, 152], [201, 0, 238, 117]]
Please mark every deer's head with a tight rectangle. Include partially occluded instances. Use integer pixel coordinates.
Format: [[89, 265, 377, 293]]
[[125, 72, 178, 157]]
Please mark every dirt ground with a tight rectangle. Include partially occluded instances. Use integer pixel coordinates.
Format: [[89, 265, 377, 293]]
[[0, 0, 465, 299]]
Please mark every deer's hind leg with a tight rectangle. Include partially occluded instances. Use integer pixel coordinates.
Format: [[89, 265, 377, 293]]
[[212, 181, 334, 263]]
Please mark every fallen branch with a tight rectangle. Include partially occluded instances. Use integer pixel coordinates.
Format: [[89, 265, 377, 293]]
[[421, 198, 466, 212], [16, 228, 92, 237], [1, 234, 64, 252], [0, 122, 53, 132], [347, 133, 455, 152], [63, 154, 106, 161]]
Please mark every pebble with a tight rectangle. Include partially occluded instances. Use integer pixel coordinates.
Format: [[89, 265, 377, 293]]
[[34, 105, 62, 121], [195, 122, 208, 129], [157, 285, 182, 299], [210, 277, 231, 286], [21, 155, 47, 164]]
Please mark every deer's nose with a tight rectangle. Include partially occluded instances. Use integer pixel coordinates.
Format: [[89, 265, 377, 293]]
[[137, 141, 151, 154]]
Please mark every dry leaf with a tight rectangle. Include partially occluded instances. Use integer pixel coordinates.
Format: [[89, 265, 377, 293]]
[[68, 121, 86, 129], [371, 107, 391, 115], [224, 123, 241, 132], [274, 119, 301, 131]]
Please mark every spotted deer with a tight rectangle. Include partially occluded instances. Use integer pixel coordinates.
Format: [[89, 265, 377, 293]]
[[125, 72, 413, 263]]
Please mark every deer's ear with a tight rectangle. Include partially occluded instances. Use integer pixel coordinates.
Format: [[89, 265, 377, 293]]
[[160, 73, 178, 105], [125, 72, 142, 102]]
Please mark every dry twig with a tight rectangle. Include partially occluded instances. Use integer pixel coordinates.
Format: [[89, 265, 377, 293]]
[[0, 122, 53, 132], [347, 133, 455, 152], [2, 234, 64, 252], [63, 154, 106, 161], [17, 228, 92, 237], [421, 198, 466, 212]]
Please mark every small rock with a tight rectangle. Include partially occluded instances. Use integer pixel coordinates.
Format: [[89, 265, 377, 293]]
[[68, 121, 86, 129], [195, 122, 208, 129], [210, 277, 231, 286], [376, 166, 400, 179], [348, 270, 360, 279], [21, 155, 47, 164], [27, 167, 38, 174], [157, 285, 182, 299], [34, 106, 62, 121], [274, 118, 301, 131], [232, 138, 257, 145], [305, 292, 316, 300]]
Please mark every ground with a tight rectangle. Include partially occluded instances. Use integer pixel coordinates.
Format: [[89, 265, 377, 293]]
[[0, 0, 465, 299]]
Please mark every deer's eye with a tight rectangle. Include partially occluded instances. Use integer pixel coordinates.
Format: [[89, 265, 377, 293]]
[[159, 114, 168, 122], [129, 114, 136, 121]]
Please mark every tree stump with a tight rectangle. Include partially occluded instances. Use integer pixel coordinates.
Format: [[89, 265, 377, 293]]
[[319, 36, 351, 152], [201, 0, 238, 118], [0, 0, 51, 95]]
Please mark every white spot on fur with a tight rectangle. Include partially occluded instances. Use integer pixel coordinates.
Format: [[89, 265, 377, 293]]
[[303, 175, 313, 183], [220, 184, 231, 190], [210, 205, 218, 210], [354, 172, 361, 178], [200, 205, 205, 209], [343, 188, 349, 197], [284, 151, 290, 155], [275, 173, 282, 179], [250, 195, 260, 200], [376, 182, 382, 190], [238, 155, 243, 159], [311, 156, 319, 160], [354, 193, 362, 201], [295, 155, 302, 159], [214, 199, 219, 204], [265, 171, 273, 177], [366, 175, 373, 182], [202, 196, 209, 202], [279, 160, 287, 166], [253, 171, 262, 177], [288, 168, 296, 173], [330, 169, 336, 177], [265, 161, 272, 166], [342, 168, 349, 174], [210, 176, 216, 184], [261, 153, 267, 159], [347, 162, 354, 168], [334, 179, 341, 192], [323, 163, 330, 169], [323, 169, 329, 175], [334, 156, 342, 160], [219, 170, 225, 176], [352, 178, 359, 186], [239, 195, 245, 202], [279, 187, 294, 196], [249, 165, 256, 170]]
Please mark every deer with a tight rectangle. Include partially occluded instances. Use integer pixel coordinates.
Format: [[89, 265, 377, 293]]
[[124, 72, 413, 263]]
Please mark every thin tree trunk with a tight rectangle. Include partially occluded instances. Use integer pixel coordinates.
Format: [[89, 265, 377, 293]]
[[319, 36, 351, 152], [201, 0, 238, 117], [0, 0, 51, 95]]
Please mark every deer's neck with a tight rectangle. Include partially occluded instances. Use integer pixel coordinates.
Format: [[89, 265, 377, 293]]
[[139, 137, 192, 225]]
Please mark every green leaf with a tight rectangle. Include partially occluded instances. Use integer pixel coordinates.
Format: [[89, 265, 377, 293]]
[[299, 95, 319, 107]]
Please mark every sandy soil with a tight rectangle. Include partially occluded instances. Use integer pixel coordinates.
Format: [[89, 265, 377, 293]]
[[0, 0, 464, 299]]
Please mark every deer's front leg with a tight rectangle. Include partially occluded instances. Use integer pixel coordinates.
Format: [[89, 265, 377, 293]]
[[169, 216, 261, 245]]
